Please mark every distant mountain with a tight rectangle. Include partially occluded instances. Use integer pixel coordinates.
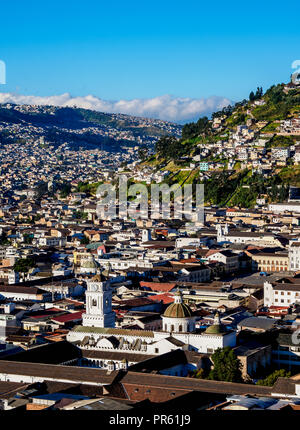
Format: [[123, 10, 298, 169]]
[[0, 92, 232, 123], [0, 103, 182, 151]]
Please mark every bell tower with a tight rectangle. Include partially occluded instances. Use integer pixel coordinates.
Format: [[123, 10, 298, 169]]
[[82, 273, 115, 328]]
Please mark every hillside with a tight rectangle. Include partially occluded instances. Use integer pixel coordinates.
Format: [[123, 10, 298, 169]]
[[141, 80, 300, 208], [0, 103, 182, 151]]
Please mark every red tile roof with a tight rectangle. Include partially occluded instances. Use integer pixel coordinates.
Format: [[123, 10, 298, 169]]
[[147, 293, 174, 305], [51, 311, 83, 324], [178, 258, 200, 263], [140, 281, 176, 292]]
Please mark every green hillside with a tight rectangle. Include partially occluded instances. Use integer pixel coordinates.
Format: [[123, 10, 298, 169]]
[[142, 80, 300, 208]]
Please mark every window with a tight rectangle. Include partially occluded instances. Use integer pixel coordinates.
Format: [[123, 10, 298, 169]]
[[155, 348, 159, 353]]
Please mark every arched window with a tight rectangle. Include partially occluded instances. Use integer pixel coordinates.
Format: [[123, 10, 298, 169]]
[[92, 299, 97, 307], [171, 325, 174, 332], [179, 325, 182, 332]]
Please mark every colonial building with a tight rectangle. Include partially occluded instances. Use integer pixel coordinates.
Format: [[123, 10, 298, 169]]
[[289, 241, 300, 271], [82, 273, 115, 328], [264, 281, 300, 308], [67, 274, 237, 365]]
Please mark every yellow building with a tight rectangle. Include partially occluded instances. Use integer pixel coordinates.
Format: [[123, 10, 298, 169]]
[[246, 251, 289, 272]]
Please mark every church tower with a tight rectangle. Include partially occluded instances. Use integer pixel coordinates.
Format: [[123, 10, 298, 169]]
[[82, 273, 115, 328], [142, 229, 151, 243]]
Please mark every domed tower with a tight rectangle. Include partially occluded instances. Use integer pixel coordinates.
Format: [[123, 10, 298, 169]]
[[162, 290, 195, 333], [80, 256, 99, 275], [82, 271, 115, 328]]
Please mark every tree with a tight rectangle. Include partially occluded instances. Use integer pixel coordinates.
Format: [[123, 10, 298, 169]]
[[34, 181, 48, 199], [80, 236, 90, 245], [0, 232, 10, 245], [249, 91, 255, 102], [256, 369, 291, 386], [208, 347, 243, 383], [256, 86, 263, 99], [59, 182, 71, 198], [182, 116, 211, 139], [155, 135, 185, 160], [249, 87, 263, 102], [189, 368, 206, 379], [73, 210, 88, 220], [138, 146, 149, 161], [13, 257, 35, 275], [23, 233, 33, 244]]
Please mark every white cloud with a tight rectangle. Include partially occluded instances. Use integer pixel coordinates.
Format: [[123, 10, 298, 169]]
[[0, 92, 231, 123]]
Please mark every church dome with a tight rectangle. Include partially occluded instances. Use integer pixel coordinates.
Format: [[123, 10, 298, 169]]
[[204, 324, 226, 334], [81, 258, 98, 269], [204, 312, 226, 335], [163, 291, 192, 318]]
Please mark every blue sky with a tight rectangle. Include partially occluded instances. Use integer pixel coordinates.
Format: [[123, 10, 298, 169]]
[[0, 0, 299, 121]]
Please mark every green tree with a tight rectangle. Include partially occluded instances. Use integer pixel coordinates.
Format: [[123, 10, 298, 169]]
[[23, 233, 33, 244], [0, 232, 10, 245], [80, 236, 90, 245], [155, 135, 179, 158], [208, 347, 243, 383], [13, 257, 35, 274], [59, 182, 71, 198], [138, 146, 149, 161], [73, 210, 88, 220], [256, 369, 291, 386], [249, 91, 255, 101], [34, 181, 48, 199], [192, 368, 207, 379], [182, 116, 211, 140]]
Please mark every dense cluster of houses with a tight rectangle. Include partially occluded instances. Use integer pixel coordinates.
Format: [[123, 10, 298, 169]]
[[0, 186, 299, 409]]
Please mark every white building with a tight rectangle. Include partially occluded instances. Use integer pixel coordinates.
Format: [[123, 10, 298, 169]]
[[271, 147, 290, 160], [67, 277, 236, 356], [289, 241, 300, 271], [216, 224, 281, 247], [82, 273, 115, 328], [264, 281, 300, 308], [176, 237, 202, 248], [39, 236, 66, 247], [268, 203, 300, 214]]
